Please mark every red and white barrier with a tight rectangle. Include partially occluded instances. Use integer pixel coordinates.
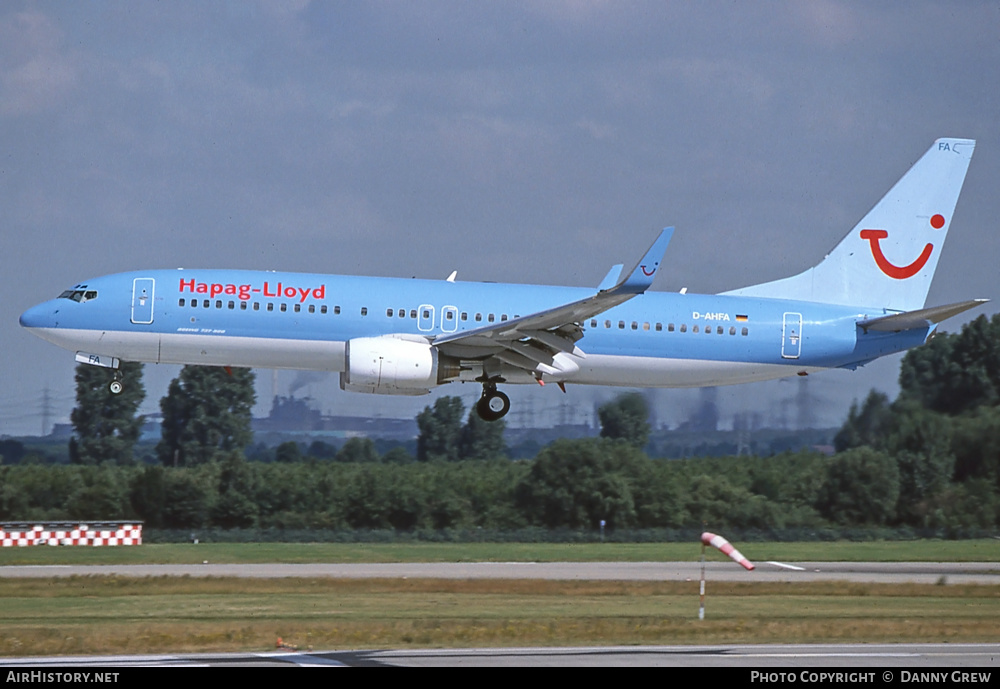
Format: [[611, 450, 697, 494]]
[[701, 531, 754, 570], [0, 523, 142, 547]]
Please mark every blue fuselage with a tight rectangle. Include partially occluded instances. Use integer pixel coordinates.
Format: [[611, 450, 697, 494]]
[[19, 269, 930, 390]]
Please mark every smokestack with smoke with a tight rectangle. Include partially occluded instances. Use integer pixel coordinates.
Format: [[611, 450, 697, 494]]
[[288, 371, 329, 396]]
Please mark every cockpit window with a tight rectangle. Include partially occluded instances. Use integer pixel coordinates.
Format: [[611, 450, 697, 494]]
[[58, 289, 98, 303]]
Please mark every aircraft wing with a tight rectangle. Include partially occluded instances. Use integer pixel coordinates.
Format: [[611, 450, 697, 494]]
[[857, 299, 988, 333], [433, 228, 673, 377]]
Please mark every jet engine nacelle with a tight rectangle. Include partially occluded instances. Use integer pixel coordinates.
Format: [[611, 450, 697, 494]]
[[340, 336, 459, 395]]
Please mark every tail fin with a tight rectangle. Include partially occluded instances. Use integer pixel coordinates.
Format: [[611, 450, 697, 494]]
[[722, 138, 976, 312]]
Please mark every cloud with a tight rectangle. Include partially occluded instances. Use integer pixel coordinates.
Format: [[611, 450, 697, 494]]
[[0, 11, 78, 115]]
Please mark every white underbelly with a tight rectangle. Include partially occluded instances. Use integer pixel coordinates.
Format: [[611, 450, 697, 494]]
[[27, 327, 346, 371], [568, 354, 820, 388]]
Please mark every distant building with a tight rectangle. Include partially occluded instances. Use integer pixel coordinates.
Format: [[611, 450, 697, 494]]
[[251, 395, 417, 441]]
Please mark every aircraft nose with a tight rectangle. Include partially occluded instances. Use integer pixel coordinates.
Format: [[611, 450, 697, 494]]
[[19, 301, 59, 329]]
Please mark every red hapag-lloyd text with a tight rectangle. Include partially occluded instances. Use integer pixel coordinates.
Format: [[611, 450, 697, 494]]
[[179, 279, 326, 303]]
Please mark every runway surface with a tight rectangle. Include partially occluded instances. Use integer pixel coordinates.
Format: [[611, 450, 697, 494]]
[[1, 644, 997, 667], [2, 560, 999, 584]]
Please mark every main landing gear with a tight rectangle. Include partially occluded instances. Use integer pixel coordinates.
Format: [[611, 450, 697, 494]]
[[476, 378, 510, 422]]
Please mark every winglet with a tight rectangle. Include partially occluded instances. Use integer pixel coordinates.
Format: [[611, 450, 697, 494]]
[[613, 227, 673, 294], [597, 264, 623, 291]]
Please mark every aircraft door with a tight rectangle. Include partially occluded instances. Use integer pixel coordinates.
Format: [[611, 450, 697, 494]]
[[131, 278, 155, 324], [417, 304, 435, 332], [781, 312, 802, 359]]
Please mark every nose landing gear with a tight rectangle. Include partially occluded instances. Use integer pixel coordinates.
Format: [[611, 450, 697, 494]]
[[476, 379, 510, 422], [109, 370, 124, 395]]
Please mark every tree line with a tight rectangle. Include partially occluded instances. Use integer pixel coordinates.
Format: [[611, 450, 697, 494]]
[[2, 432, 993, 534], [1, 315, 999, 535]]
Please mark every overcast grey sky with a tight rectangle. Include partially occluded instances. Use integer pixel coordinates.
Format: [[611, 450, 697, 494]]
[[3, 1, 999, 436]]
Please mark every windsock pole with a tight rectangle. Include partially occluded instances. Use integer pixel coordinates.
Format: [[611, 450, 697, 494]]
[[699, 539, 706, 620]]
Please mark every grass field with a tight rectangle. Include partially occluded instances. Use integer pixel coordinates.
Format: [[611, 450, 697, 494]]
[[1, 540, 998, 656], [1, 577, 998, 656]]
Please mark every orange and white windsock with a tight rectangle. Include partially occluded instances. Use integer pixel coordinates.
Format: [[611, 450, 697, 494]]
[[701, 532, 754, 571]]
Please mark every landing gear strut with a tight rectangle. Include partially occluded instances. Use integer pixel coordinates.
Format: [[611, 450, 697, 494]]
[[476, 380, 510, 422], [109, 370, 124, 395]]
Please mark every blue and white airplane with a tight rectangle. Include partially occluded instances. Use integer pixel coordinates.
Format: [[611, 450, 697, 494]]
[[20, 138, 983, 421]]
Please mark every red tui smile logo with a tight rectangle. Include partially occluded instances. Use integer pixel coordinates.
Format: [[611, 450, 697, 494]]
[[860, 215, 944, 280], [860, 230, 932, 279]]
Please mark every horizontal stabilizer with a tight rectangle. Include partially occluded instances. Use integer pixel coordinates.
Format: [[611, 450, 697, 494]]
[[857, 299, 988, 333]]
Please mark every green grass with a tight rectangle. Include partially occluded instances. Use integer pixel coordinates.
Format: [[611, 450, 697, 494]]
[[1, 577, 998, 656], [0, 539, 998, 566], [2, 540, 997, 656]]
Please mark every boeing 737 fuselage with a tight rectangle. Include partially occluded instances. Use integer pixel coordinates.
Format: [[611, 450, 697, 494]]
[[19, 138, 984, 421]]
